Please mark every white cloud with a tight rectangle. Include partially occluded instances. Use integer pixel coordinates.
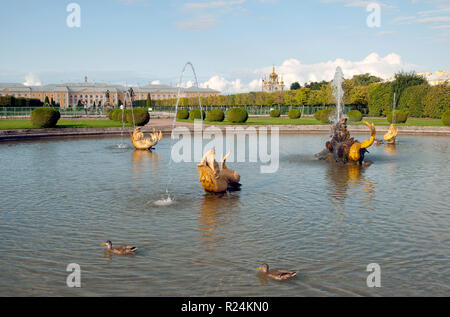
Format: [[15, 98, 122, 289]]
[[23, 73, 42, 86], [198, 52, 418, 93], [151, 80, 161, 85]]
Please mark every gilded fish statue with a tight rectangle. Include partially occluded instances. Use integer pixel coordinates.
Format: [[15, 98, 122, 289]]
[[384, 124, 398, 144], [130, 127, 162, 150], [197, 149, 241, 193], [316, 118, 376, 164]]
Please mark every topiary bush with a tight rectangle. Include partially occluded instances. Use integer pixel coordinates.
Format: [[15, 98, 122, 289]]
[[314, 109, 324, 121], [347, 110, 363, 122], [288, 109, 301, 119], [189, 109, 206, 120], [206, 109, 225, 122], [109, 109, 121, 121], [30, 107, 61, 128], [127, 108, 150, 126], [270, 109, 281, 118], [227, 108, 249, 123], [176, 109, 189, 120], [315, 108, 336, 123], [387, 110, 408, 123], [442, 110, 450, 126], [110, 109, 125, 122]]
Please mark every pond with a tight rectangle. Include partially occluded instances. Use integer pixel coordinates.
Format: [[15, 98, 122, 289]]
[[0, 134, 448, 296]]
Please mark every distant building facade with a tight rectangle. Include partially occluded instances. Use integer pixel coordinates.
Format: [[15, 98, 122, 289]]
[[0, 77, 220, 108], [262, 67, 285, 92]]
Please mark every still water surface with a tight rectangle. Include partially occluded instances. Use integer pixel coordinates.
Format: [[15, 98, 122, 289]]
[[0, 134, 449, 296]]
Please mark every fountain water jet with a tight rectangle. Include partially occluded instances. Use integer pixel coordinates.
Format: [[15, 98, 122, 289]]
[[155, 62, 204, 206], [331, 66, 345, 124]]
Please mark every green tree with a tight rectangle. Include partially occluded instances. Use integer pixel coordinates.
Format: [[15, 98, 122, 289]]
[[305, 80, 328, 90], [351, 73, 383, 86], [349, 86, 369, 112], [146, 93, 152, 108], [44, 96, 50, 105], [392, 71, 428, 106], [290, 82, 301, 90], [295, 88, 309, 106], [265, 93, 275, 107]]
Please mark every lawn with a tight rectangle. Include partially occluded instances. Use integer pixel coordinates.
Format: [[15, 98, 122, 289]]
[[0, 120, 131, 130], [179, 117, 445, 127]]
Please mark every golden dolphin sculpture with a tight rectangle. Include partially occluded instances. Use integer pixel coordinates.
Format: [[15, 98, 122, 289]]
[[316, 119, 376, 164], [383, 124, 398, 144], [130, 127, 163, 150], [348, 120, 376, 162], [197, 150, 241, 193]]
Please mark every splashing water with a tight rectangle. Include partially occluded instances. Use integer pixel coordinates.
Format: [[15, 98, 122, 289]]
[[156, 62, 203, 206], [154, 193, 175, 206], [331, 66, 345, 123]]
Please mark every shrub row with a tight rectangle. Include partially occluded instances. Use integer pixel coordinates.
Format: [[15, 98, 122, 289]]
[[369, 83, 449, 119]]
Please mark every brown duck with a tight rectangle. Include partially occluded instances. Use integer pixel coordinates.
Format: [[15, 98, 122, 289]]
[[101, 240, 137, 255], [257, 264, 297, 281]]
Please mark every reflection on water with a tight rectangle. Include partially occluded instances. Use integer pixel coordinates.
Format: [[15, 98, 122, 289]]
[[384, 144, 397, 156], [0, 135, 449, 296], [199, 193, 240, 251]]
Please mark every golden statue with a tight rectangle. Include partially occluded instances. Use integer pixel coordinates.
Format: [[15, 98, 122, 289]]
[[197, 149, 241, 193], [316, 119, 376, 164], [130, 127, 162, 150], [384, 124, 398, 144]]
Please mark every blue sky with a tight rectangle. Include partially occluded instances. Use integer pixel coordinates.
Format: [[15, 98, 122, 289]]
[[0, 0, 449, 92]]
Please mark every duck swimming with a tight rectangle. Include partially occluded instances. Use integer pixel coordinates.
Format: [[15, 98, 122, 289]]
[[257, 264, 297, 281], [101, 240, 137, 255]]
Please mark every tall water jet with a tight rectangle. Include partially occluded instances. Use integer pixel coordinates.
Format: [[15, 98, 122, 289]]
[[155, 62, 204, 206], [316, 67, 376, 165], [331, 66, 345, 123]]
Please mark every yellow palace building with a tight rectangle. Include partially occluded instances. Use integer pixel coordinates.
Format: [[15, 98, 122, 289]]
[[0, 77, 220, 108]]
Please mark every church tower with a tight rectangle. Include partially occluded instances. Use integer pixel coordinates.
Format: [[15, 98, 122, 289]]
[[262, 66, 285, 92]]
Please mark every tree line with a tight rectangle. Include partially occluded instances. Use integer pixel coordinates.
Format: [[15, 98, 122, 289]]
[[137, 72, 448, 118]]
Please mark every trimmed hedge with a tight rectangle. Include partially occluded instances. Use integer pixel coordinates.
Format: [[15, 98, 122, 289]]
[[226, 108, 248, 123], [442, 110, 450, 126], [347, 110, 363, 122], [206, 109, 225, 122], [108, 109, 121, 121], [398, 84, 429, 118], [288, 109, 301, 119], [176, 109, 189, 120], [270, 109, 281, 117], [387, 110, 408, 124], [127, 108, 150, 126], [368, 82, 394, 116], [423, 84, 450, 119], [189, 109, 206, 120], [30, 107, 61, 128]]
